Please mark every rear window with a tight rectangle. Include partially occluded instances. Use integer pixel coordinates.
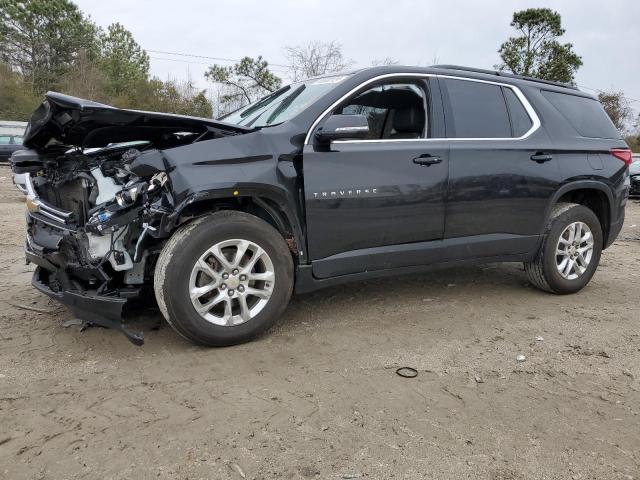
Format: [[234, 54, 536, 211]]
[[443, 79, 511, 138], [541, 90, 621, 139]]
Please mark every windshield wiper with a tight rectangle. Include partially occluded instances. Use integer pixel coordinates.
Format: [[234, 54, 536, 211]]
[[264, 85, 306, 126], [220, 85, 291, 123]]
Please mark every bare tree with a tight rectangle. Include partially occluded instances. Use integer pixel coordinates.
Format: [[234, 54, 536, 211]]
[[371, 57, 398, 66], [598, 90, 632, 133], [284, 41, 353, 81]]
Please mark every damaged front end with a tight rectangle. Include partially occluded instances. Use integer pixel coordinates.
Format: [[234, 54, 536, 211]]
[[12, 92, 250, 344], [17, 146, 172, 344]]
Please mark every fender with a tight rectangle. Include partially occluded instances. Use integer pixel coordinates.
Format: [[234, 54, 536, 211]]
[[167, 183, 308, 263]]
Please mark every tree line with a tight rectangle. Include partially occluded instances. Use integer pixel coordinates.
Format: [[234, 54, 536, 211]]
[[0, 0, 213, 119], [0, 2, 637, 149]]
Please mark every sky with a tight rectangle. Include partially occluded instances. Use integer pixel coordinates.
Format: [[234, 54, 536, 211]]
[[74, 0, 640, 117]]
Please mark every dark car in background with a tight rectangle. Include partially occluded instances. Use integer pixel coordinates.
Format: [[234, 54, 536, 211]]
[[630, 155, 640, 197], [10, 65, 632, 346], [0, 134, 24, 162]]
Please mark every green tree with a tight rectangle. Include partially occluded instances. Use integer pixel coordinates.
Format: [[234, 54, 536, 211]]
[[133, 78, 212, 118], [98, 22, 149, 98], [61, 49, 109, 102], [497, 8, 582, 84], [0, 62, 40, 120], [0, 0, 99, 93], [205, 56, 281, 114]]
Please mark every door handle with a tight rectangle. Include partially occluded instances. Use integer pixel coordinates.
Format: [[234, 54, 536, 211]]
[[413, 154, 442, 166], [530, 152, 553, 163]]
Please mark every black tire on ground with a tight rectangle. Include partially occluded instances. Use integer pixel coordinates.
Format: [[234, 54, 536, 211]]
[[524, 202, 603, 294], [154, 210, 294, 346]]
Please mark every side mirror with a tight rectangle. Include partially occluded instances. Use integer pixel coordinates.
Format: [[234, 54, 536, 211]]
[[315, 114, 370, 142]]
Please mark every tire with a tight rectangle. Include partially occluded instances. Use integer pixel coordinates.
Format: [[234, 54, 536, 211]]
[[154, 210, 294, 346], [525, 202, 603, 294]]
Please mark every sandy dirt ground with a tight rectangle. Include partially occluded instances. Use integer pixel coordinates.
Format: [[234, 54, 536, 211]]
[[0, 164, 639, 480]]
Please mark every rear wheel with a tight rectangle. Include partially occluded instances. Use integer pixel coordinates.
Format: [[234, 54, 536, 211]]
[[154, 211, 294, 346], [525, 203, 603, 294]]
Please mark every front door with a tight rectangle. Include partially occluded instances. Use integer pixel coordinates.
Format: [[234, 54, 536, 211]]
[[303, 79, 449, 278]]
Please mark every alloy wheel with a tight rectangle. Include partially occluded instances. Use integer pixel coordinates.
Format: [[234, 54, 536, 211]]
[[188, 239, 275, 326], [555, 221, 594, 280]]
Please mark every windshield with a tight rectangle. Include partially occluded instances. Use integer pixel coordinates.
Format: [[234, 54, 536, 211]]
[[220, 74, 351, 128]]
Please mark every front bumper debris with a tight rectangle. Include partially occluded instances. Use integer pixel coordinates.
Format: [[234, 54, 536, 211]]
[[25, 210, 146, 345], [31, 267, 144, 345]]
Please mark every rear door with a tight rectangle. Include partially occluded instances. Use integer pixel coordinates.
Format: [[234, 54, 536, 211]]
[[303, 77, 450, 278], [440, 76, 558, 258]]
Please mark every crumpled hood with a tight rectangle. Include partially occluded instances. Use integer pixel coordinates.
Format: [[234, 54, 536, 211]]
[[23, 92, 251, 150]]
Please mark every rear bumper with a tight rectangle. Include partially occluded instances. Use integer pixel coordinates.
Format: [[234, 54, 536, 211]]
[[604, 172, 631, 249], [605, 210, 625, 249]]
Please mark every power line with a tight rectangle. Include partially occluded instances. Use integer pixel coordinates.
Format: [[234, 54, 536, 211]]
[[147, 49, 289, 69], [148, 55, 291, 75], [149, 56, 212, 66]]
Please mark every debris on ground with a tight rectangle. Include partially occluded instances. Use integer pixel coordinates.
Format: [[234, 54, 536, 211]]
[[229, 462, 246, 478], [9, 303, 55, 314], [516, 354, 526, 362], [396, 367, 418, 378], [62, 319, 84, 328]]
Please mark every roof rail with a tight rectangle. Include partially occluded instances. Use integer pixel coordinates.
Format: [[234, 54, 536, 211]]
[[431, 64, 579, 90]]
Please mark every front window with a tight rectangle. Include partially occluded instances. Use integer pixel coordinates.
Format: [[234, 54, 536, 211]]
[[220, 74, 351, 128], [336, 82, 428, 140]]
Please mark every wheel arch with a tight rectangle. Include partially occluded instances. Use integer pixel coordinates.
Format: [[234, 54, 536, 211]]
[[171, 189, 306, 263], [547, 181, 613, 247]]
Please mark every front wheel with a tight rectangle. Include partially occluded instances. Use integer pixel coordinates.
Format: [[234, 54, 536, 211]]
[[525, 202, 603, 294], [154, 211, 294, 346]]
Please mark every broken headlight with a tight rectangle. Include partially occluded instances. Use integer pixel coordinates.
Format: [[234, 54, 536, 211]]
[[115, 182, 147, 207], [114, 173, 168, 207]]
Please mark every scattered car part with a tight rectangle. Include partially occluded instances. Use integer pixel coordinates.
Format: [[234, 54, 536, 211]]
[[396, 367, 418, 378]]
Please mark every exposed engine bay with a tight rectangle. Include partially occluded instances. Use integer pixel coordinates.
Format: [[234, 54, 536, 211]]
[[28, 145, 165, 267]]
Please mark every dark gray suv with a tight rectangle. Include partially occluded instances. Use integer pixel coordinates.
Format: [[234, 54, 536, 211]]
[[11, 65, 632, 345]]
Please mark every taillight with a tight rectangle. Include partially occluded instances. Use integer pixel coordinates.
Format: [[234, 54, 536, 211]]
[[610, 148, 632, 166]]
